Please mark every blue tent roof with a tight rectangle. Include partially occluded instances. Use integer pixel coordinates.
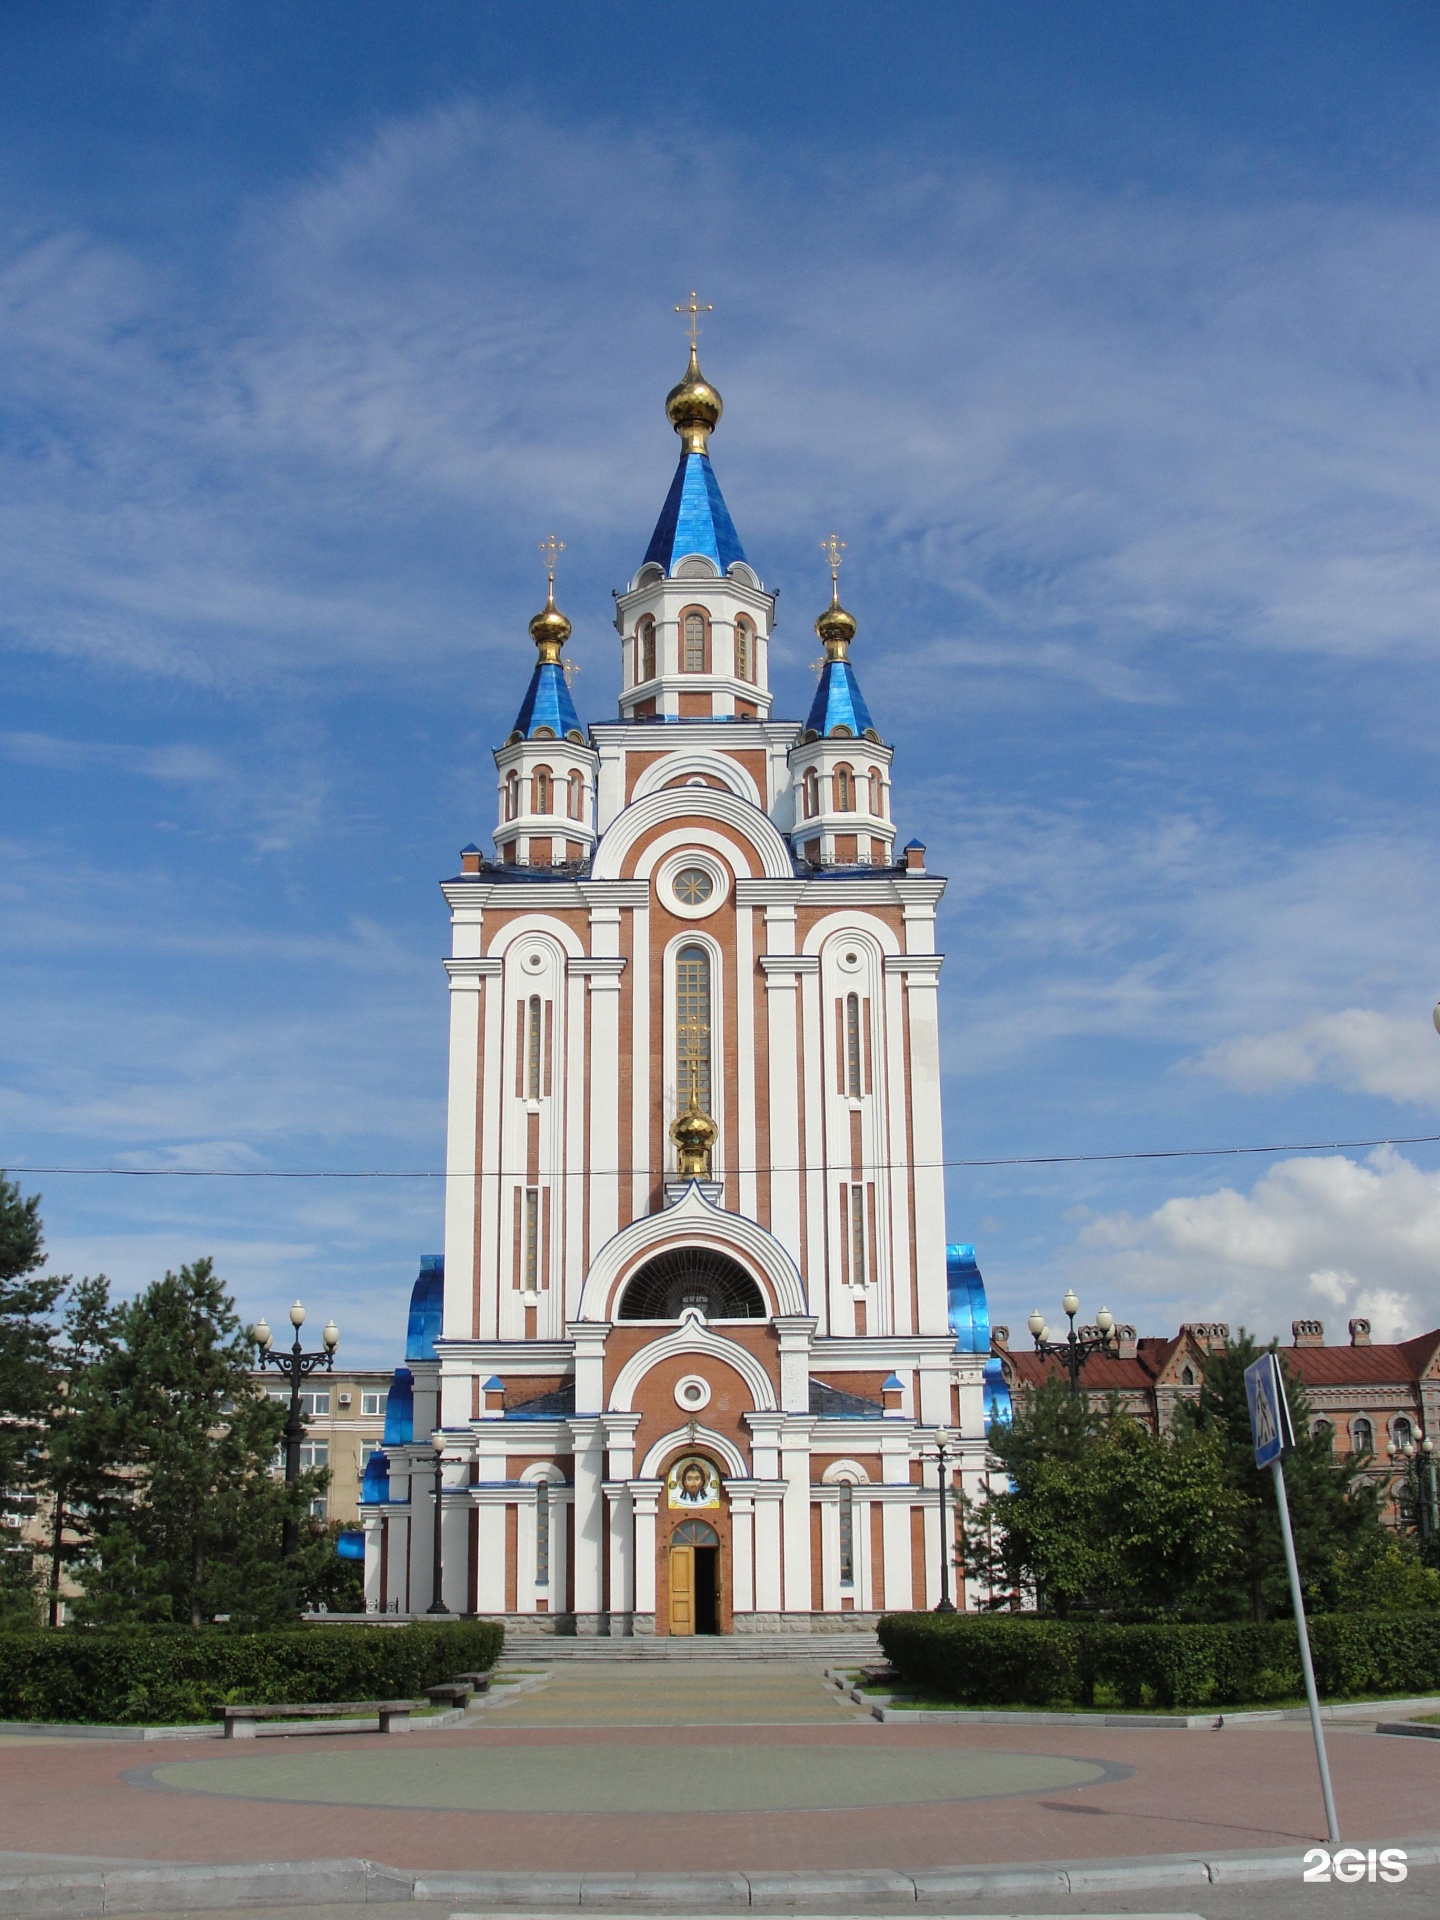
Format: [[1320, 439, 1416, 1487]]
[[643, 451, 747, 575], [405, 1257, 443, 1362], [511, 660, 582, 741], [382, 1368, 414, 1447], [805, 657, 877, 739], [946, 1243, 992, 1356], [360, 1450, 391, 1504], [983, 1357, 1014, 1433]]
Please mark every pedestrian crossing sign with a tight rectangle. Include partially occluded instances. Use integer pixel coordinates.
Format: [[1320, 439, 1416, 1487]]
[[1245, 1351, 1295, 1469]]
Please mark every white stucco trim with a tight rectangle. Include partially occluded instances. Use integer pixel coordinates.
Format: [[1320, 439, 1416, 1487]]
[[639, 1422, 751, 1479], [590, 788, 795, 882], [630, 751, 763, 807], [609, 1310, 779, 1415], [575, 1183, 807, 1322]]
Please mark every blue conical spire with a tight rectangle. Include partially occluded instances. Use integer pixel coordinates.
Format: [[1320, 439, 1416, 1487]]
[[644, 450, 747, 575], [509, 540, 584, 741], [804, 552, 879, 739]]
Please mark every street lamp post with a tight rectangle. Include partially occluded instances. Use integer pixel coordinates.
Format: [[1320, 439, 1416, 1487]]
[[1027, 1291, 1119, 1394], [1398, 1434, 1437, 1543], [254, 1302, 339, 1559], [428, 1430, 449, 1616], [931, 1426, 957, 1614]]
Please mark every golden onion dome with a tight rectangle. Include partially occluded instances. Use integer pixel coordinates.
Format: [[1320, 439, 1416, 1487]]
[[815, 583, 858, 659], [528, 585, 572, 664], [665, 345, 724, 454], [669, 1087, 719, 1178]]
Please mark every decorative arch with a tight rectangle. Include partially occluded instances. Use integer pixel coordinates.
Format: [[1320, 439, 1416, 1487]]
[[679, 604, 712, 672], [801, 911, 903, 960], [485, 915, 588, 961], [630, 752, 762, 806], [518, 1461, 568, 1485], [821, 1458, 872, 1485], [592, 790, 794, 882], [611, 1313, 777, 1416], [577, 1184, 806, 1323], [639, 1421, 750, 1479]]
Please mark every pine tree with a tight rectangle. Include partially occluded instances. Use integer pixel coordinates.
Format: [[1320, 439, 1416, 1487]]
[[40, 1275, 123, 1625], [76, 1258, 314, 1628], [0, 1176, 62, 1625]]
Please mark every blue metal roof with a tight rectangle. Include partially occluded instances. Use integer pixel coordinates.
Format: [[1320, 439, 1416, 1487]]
[[983, 1357, 1014, 1433], [382, 1369, 414, 1447], [511, 660, 582, 741], [804, 657, 877, 739], [947, 1243, 992, 1356], [643, 451, 747, 575], [405, 1256, 444, 1362]]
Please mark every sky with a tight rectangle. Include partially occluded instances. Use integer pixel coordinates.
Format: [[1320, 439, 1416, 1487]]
[[3, 0, 1440, 1362]]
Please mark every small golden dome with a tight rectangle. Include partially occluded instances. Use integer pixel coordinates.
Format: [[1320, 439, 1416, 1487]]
[[815, 584, 858, 659], [670, 1087, 719, 1179], [666, 345, 724, 454], [528, 586, 572, 665]]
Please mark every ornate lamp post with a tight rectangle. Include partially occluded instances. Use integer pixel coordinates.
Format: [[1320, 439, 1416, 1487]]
[[254, 1301, 339, 1559], [428, 1430, 449, 1615], [1397, 1433, 1437, 1543], [1027, 1291, 1119, 1394], [929, 1426, 957, 1614]]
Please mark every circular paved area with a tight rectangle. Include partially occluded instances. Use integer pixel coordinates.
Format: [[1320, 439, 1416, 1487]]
[[145, 1741, 1117, 1813]]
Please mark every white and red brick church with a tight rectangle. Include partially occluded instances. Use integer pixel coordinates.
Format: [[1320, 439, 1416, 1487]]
[[360, 322, 1004, 1633]]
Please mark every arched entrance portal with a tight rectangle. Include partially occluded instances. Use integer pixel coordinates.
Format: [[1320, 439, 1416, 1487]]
[[669, 1518, 720, 1635]]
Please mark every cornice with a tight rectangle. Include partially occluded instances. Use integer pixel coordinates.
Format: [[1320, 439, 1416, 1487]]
[[884, 955, 944, 979]]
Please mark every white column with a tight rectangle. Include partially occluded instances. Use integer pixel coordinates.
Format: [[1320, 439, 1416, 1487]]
[[440, 1470, 468, 1614], [751, 1484, 785, 1615], [780, 1417, 816, 1616], [819, 1487, 841, 1613], [895, 955, 947, 1336], [475, 1493, 508, 1614], [881, 1430, 915, 1612], [362, 1513, 382, 1612], [630, 1481, 659, 1629], [603, 1412, 641, 1632], [441, 954, 496, 1339], [728, 1486, 756, 1615], [568, 1417, 606, 1632]]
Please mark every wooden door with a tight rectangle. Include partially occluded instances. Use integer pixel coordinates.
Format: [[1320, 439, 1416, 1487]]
[[668, 1544, 695, 1634]]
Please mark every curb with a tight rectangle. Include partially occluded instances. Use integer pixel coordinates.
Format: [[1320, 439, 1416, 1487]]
[[0, 1709, 473, 1746], [2, 1844, 1439, 1914], [1378, 1722, 1440, 1741]]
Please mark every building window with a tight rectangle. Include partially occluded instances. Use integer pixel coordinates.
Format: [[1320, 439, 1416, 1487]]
[[527, 996, 542, 1100], [568, 771, 584, 819], [735, 616, 754, 682], [524, 1187, 540, 1290], [1313, 1418, 1333, 1450], [675, 943, 712, 1111], [850, 1182, 866, 1286], [361, 1390, 387, 1418], [844, 993, 862, 1098], [506, 772, 519, 820], [838, 1479, 855, 1586], [535, 1479, 550, 1586], [683, 610, 706, 672], [869, 769, 884, 816], [1351, 1416, 1373, 1455], [835, 766, 854, 811], [1180, 1366, 1195, 1387], [1392, 1416, 1414, 1453], [640, 618, 656, 682], [803, 770, 818, 818], [299, 1440, 329, 1472], [533, 768, 551, 814], [268, 1387, 330, 1418]]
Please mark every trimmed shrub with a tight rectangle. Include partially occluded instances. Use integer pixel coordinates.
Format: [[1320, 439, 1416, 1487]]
[[0, 1619, 504, 1725], [879, 1610, 1440, 1711]]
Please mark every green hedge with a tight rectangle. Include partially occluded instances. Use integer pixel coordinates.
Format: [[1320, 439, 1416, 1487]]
[[0, 1620, 504, 1725], [878, 1611, 1440, 1710]]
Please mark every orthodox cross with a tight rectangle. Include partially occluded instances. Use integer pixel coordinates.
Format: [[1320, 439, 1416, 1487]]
[[821, 531, 846, 589], [675, 290, 713, 352], [537, 532, 565, 595]]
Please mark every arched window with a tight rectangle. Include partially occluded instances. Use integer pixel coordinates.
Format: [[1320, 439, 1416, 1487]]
[[639, 618, 656, 683], [1351, 1417, 1373, 1455], [834, 765, 854, 811], [568, 771, 584, 820], [845, 993, 862, 1098], [506, 772, 519, 820], [526, 996, 542, 1100], [532, 767, 552, 814], [869, 769, 884, 816], [535, 1479, 550, 1588], [1313, 1418, 1333, 1450], [735, 616, 754, 683], [683, 610, 707, 673], [1392, 1416, 1414, 1453], [837, 1479, 855, 1587], [675, 943, 712, 1112], [804, 770, 818, 819], [1181, 1366, 1195, 1387]]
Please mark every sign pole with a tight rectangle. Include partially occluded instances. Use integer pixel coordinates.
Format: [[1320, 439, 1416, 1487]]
[[1269, 1454, 1340, 1845]]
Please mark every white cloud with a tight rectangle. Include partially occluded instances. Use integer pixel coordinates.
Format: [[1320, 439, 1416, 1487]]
[[1197, 1008, 1440, 1110], [1076, 1147, 1440, 1341], [1, 732, 228, 783]]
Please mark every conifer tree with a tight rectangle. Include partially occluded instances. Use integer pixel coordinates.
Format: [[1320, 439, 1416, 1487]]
[[40, 1275, 123, 1625], [0, 1176, 62, 1624]]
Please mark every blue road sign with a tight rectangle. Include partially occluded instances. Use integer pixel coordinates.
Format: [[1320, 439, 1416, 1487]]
[[1245, 1351, 1294, 1469]]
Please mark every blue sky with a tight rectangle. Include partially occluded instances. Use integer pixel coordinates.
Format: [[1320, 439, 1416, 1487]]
[[4, 1, 1440, 1361]]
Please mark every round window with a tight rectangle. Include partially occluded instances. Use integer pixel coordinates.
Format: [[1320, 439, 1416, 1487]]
[[674, 867, 715, 906], [674, 1373, 713, 1412]]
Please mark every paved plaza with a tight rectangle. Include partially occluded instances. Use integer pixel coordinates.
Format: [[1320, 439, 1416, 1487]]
[[0, 1659, 1436, 1882]]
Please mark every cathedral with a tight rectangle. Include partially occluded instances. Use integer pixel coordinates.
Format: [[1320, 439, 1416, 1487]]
[[360, 317, 1005, 1633]]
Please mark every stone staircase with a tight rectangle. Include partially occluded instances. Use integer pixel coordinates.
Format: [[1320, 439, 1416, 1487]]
[[498, 1630, 881, 1662]]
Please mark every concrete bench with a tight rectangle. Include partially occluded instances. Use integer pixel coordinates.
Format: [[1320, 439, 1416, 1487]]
[[426, 1683, 473, 1710], [448, 1671, 492, 1695], [218, 1700, 419, 1739]]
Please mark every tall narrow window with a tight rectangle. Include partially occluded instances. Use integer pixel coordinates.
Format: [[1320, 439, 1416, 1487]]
[[640, 618, 656, 682], [524, 1187, 540, 1289], [804, 770, 818, 818], [683, 611, 706, 672], [526, 997, 542, 1099], [735, 617, 753, 682], [1351, 1417, 1373, 1455], [869, 769, 884, 815], [845, 993, 862, 1097], [838, 1480, 855, 1586], [533, 768, 551, 814], [535, 1479, 550, 1587], [568, 771, 584, 819], [835, 766, 854, 811], [850, 1183, 866, 1286], [675, 944, 712, 1112], [506, 772, 519, 820]]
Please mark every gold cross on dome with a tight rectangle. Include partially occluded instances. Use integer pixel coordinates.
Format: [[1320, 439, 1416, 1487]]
[[821, 532, 846, 587], [537, 532, 565, 592], [675, 290, 713, 353]]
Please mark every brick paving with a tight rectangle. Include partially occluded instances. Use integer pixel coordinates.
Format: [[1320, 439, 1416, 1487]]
[[0, 1661, 1435, 1873]]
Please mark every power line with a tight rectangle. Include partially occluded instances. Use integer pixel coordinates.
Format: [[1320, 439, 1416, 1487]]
[[8, 1129, 1440, 1180]]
